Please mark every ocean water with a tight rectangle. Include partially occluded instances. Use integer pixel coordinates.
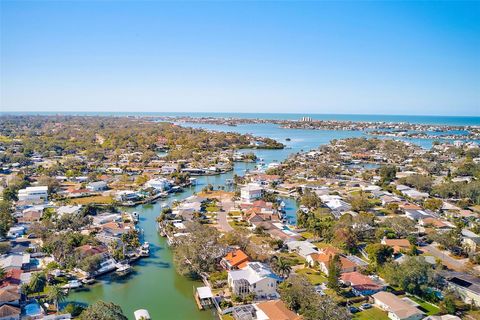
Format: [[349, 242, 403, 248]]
[[1, 111, 479, 126]]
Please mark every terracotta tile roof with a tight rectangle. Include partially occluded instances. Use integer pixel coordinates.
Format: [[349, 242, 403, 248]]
[[1, 269, 22, 287], [255, 300, 301, 320], [341, 272, 382, 292], [0, 287, 20, 303], [223, 249, 250, 269]]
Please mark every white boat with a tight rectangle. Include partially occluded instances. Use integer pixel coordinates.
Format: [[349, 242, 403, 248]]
[[81, 278, 96, 285], [62, 280, 82, 289], [134, 309, 151, 320], [132, 212, 139, 222], [95, 258, 117, 275], [116, 263, 132, 275], [142, 242, 150, 249]]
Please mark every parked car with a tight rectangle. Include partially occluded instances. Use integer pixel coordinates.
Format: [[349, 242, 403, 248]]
[[360, 303, 372, 310], [348, 306, 360, 314]]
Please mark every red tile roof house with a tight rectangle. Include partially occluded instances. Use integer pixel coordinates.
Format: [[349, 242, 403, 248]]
[[221, 249, 250, 270], [306, 248, 359, 275], [340, 271, 384, 296], [381, 238, 411, 254]]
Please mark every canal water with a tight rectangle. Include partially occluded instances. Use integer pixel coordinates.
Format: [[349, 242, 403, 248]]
[[68, 122, 449, 319]]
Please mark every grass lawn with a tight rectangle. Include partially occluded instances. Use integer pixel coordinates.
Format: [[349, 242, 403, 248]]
[[409, 296, 440, 315], [206, 204, 220, 212], [71, 195, 114, 205], [300, 231, 314, 239], [276, 252, 304, 266], [295, 268, 327, 285], [353, 307, 389, 320]]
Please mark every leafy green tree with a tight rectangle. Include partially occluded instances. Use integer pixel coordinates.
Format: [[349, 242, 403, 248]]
[[379, 165, 397, 185], [80, 301, 127, 320], [365, 243, 393, 267], [279, 275, 349, 320], [424, 198, 443, 211], [382, 256, 439, 297], [0, 201, 15, 238], [327, 254, 341, 292]]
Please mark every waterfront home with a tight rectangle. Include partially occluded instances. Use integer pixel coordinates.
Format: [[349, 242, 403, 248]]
[[440, 271, 480, 305], [250, 174, 282, 186], [17, 186, 48, 203], [115, 190, 141, 202], [340, 272, 384, 296], [372, 291, 424, 320], [221, 249, 250, 270], [86, 181, 108, 192], [241, 184, 263, 202], [145, 178, 171, 191], [227, 262, 281, 299], [92, 213, 122, 226]]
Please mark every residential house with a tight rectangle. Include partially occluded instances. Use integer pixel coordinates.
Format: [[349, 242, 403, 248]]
[[285, 241, 318, 258], [306, 248, 359, 275], [145, 178, 171, 191], [228, 262, 281, 299], [253, 300, 301, 320], [241, 184, 263, 202], [0, 288, 20, 306], [56, 205, 82, 217], [461, 229, 480, 253], [221, 249, 250, 270], [440, 271, 480, 305], [0, 254, 30, 271], [86, 181, 108, 192], [372, 291, 424, 320], [340, 272, 384, 296], [17, 186, 48, 202], [381, 238, 411, 254], [0, 304, 20, 320]]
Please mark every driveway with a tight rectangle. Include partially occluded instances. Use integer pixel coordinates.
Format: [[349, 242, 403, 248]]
[[217, 211, 234, 232]]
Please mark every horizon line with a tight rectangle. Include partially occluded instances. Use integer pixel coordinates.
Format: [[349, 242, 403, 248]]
[[1, 110, 479, 118]]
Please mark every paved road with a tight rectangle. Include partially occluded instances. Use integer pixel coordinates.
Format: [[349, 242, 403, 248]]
[[421, 244, 466, 272], [217, 211, 234, 232]]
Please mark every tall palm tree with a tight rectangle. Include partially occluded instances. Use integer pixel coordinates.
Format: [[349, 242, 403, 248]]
[[271, 256, 292, 278], [29, 272, 46, 293], [46, 285, 66, 311]]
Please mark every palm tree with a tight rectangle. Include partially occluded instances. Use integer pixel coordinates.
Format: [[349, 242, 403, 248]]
[[46, 285, 66, 311], [29, 272, 46, 293], [271, 256, 292, 278]]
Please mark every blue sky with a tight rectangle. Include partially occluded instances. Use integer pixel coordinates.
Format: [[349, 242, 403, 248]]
[[1, 1, 479, 116]]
